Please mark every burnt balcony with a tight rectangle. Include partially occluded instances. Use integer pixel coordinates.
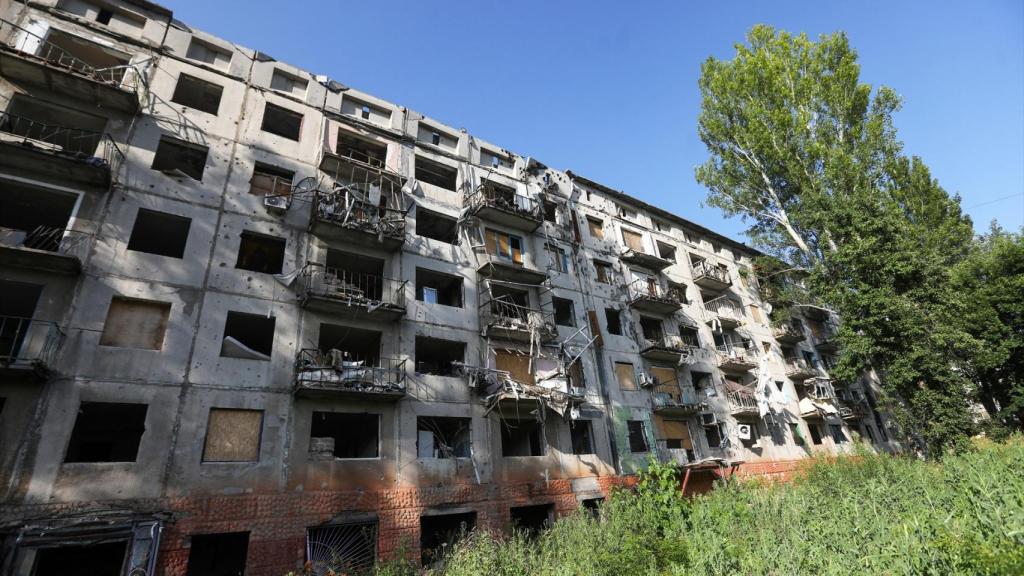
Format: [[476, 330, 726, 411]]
[[691, 260, 732, 292], [803, 377, 838, 402], [0, 226, 89, 275], [298, 264, 406, 321], [619, 247, 672, 272], [293, 349, 406, 400], [0, 19, 139, 112], [480, 298, 558, 344], [0, 111, 121, 190], [772, 321, 805, 344], [476, 257, 548, 285], [311, 158, 407, 250], [703, 296, 744, 328], [653, 388, 703, 416], [627, 278, 683, 315], [640, 334, 698, 363], [465, 182, 542, 232], [727, 389, 759, 415], [1, 316, 63, 375], [837, 398, 871, 421], [784, 358, 818, 381], [716, 343, 758, 373]]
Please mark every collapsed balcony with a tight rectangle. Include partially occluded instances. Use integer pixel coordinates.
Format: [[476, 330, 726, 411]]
[[715, 342, 758, 373], [691, 260, 732, 292], [640, 334, 698, 363], [311, 159, 406, 250], [0, 315, 63, 374], [457, 354, 585, 420], [0, 19, 139, 112], [619, 246, 672, 272], [627, 278, 683, 315], [703, 296, 744, 328], [772, 320, 806, 344], [465, 180, 543, 232], [653, 386, 704, 416], [725, 385, 760, 416], [298, 261, 406, 321], [784, 357, 818, 380], [480, 289, 557, 344], [293, 348, 406, 399], [802, 377, 838, 402], [0, 182, 90, 275]]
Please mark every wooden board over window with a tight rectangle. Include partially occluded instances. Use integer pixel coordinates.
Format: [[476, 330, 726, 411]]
[[99, 297, 171, 350], [203, 408, 263, 462], [650, 366, 679, 399], [614, 361, 637, 391], [655, 416, 693, 449], [621, 228, 644, 252], [587, 217, 604, 239], [496, 350, 534, 386], [484, 229, 523, 264], [748, 304, 763, 323]]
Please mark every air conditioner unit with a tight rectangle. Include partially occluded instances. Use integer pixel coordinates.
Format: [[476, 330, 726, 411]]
[[264, 194, 291, 212], [638, 373, 656, 388], [700, 412, 718, 427], [737, 424, 753, 440]]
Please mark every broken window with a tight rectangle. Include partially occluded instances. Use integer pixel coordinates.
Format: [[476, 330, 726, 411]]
[[202, 408, 263, 462], [152, 136, 208, 180], [235, 231, 286, 274], [415, 208, 458, 244], [542, 201, 558, 223], [420, 512, 476, 567], [807, 421, 823, 444], [65, 401, 147, 463], [789, 423, 806, 446], [495, 350, 534, 386], [510, 504, 553, 536], [186, 532, 249, 576], [249, 163, 294, 198], [691, 370, 713, 393], [545, 243, 569, 273], [679, 326, 700, 347], [318, 323, 380, 365], [705, 423, 725, 448], [802, 350, 816, 366], [186, 37, 231, 68], [336, 132, 386, 166], [594, 261, 612, 283], [416, 268, 463, 307], [659, 418, 694, 461], [501, 418, 544, 456], [310, 412, 379, 458], [99, 297, 171, 350], [570, 420, 594, 455], [417, 417, 471, 459], [604, 308, 622, 335], [171, 73, 224, 115], [33, 541, 128, 576], [221, 311, 275, 360], [484, 229, 524, 264], [415, 336, 464, 376], [586, 217, 604, 239], [415, 156, 457, 191], [553, 297, 575, 327], [261, 102, 302, 140], [621, 228, 644, 252], [639, 317, 663, 340], [270, 69, 308, 96], [127, 208, 191, 259], [656, 241, 676, 262], [829, 424, 848, 444], [306, 522, 377, 575], [614, 362, 637, 391], [626, 420, 649, 453]]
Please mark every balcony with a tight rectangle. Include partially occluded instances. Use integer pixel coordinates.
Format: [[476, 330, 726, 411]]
[[627, 278, 683, 315], [772, 322, 805, 344], [293, 349, 406, 400], [0, 19, 139, 112], [465, 182, 542, 232], [653, 388, 703, 416], [803, 377, 837, 402], [0, 226, 89, 275], [727, 389, 759, 415], [311, 159, 406, 250], [784, 358, 818, 381], [640, 335, 698, 363], [619, 247, 672, 272], [816, 333, 840, 352], [703, 296, 744, 328], [298, 264, 406, 321], [716, 343, 758, 373], [480, 299, 557, 344], [476, 257, 548, 285], [837, 398, 871, 421], [691, 260, 732, 292], [0, 316, 63, 375], [0, 111, 121, 190]]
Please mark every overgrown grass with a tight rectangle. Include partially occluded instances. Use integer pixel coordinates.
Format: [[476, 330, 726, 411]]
[[381, 436, 1024, 576]]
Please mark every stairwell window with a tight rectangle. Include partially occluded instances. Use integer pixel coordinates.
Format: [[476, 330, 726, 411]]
[[626, 420, 649, 452]]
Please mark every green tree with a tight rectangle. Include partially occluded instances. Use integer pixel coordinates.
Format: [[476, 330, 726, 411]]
[[695, 25, 980, 455]]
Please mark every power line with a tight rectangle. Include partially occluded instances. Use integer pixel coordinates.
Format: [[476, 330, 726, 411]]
[[964, 192, 1024, 209]]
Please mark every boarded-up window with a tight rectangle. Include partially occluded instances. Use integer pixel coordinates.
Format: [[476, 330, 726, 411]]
[[614, 362, 636, 391], [621, 228, 644, 252], [202, 408, 263, 462], [484, 229, 523, 264], [657, 417, 693, 451], [99, 297, 171, 350], [748, 305, 763, 323], [587, 217, 604, 239], [496, 351, 534, 386], [650, 366, 679, 399]]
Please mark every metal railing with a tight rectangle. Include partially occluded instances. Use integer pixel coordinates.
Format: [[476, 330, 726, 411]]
[[466, 182, 542, 220], [0, 316, 63, 368], [704, 296, 744, 322], [0, 225, 91, 260], [300, 263, 406, 309], [627, 278, 681, 304], [727, 390, 759, 412], [784, 358, 817, 377], [295, 348, 406, 395], [716, 342, 758, 364], [0, 111, 102, 154], [805, 378, 837, 402], [643, 334, 697, 352], [480, 295, 557, 339], [653, 387, 701, 409], [691, 260, 731, 284], [0, 18, 136, 90], [332, 140, 387, 170], [313, 188, 406, 241]]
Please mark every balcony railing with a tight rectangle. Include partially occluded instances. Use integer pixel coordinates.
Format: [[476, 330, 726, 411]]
[[0, 225, 91, 259], [294, 348, 406, 396], [300, 263, 406, 312], [716, 343, 758, 367], [804, 378, 837, 402], [727, 389, 759, 413], [313, 193, 406, 243], [627, 278, 681, 305], [466, 183, 542, 222], [0, 111, 101, 154], [0, 316, 63, 370], [704, 296, 744, 325], [692, 260, 731, 285], [784, 358, 818, 379], [653, 387, 703, 411], [480, 296, 558, 342]]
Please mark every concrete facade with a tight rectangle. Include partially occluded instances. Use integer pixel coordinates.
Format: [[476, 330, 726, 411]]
[[0, 1, 898, 574]]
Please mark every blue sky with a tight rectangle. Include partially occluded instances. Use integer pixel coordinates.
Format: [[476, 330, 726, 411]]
[[168, 0, 1023, 241]]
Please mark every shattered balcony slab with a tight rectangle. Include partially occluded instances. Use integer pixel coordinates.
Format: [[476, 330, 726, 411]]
[[652, 391, 703, 416], [772, 323, 805, 344], [716, 344, 758, 373], [293, 349, 406, 400], [727, 390, 759, 415], [703, 296, 744, 328], [619, 247, 672, 272], [639, 336, 698, 363], [784, 359, 818, 381], [476, 259, 548, 285]]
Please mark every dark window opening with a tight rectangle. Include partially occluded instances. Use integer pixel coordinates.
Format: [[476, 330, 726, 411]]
[[807, 423, 823, 445], [570, 420, 594, 455], [249, 163, 294, 198], [64, 402, 147, 463], [581, 498, 603, 517], [656, 241, 676, 262], [415, 336, 464, 376], [317, 324, 381, 365], [417, 416, 471, 459], [501, 418, 544, 457], [789, 423, 806, 446], [310, 412, 379, 458], [416, 268, 463, 307], [829, 424, 848, 444], [0, 184, 77, 254], [186, 532, 249, 576], [416, 157, 457, 191], [639, 317, 663, 340], [152, 137, 208, 180], [679, 326, 699, 347], [594, 261, 612, 284], [126, 209, 192, 259], [261, 103, 302, 140], [553, 297, 575, 327], [626, 420, 649, 453], [336, 133, 386, 167], [864, 424, 878, 444], [542, 201, 557, 222], [705, 423, 724, 448], [605, 308, 622, 335], [171, 74, 224, 115], [509, 504, 553, 536], [415, 208, 458, 244], [235, 231, 286, 274], [221, 311, 275, 359], [691, 371, 712, 392], [324, 249, 385, 300], [421, 512, 476, 567], [95, 8, 114, 24], [33, 541, 127, 576], [2, 95, 107, 154]]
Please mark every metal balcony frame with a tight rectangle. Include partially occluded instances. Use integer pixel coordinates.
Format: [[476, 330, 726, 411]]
[[293, 348, 407, 399]]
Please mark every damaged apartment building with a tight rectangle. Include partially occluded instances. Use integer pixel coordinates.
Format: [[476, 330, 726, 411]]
[[0, 0, 899, 574]]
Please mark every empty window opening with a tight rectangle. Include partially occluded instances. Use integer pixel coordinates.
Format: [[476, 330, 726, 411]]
[[152, 136, 208, 180], [614, 362, 637, 391], [415, 156, 457, 191], [99, 297, 170, 350], [186, 37, 230, 68], [64, 401, 147, 463], [586, 217, 604, 239], [807, 421, 823, 444], [431, 132, 440, 145], [594, 261, 612, 284], [489, 284, 530, 322], [415, 208, 458, 244], [705, 422, 725, 448], [618, 205, 637, 219], [657, 241, 676, 262], [417, 416, 471, 458], [336, 132, 386, 167], [626, 420, 649, 452], [421, 512, 476, 567], [553, 297, 575, 327], [605, 308, 622, 335], [33, 541, 128, 576], [542, 201, 558, 223], [416, 268, 463, 307], [317, 323, 381, 365], [261, 103, 302, 140], [270, 69, 308, 96], [323, 249, 386, 300], [509, 504, 553, 536], [789, 423, 806, 446], [43, 28, 129, 80], [691, 370, 713, 393], [127, 208, 191, 258], [186, 532, 249, 576], [0, 183, 77, 252], [501, 418, 544, 456], [221, 311, 275, 360], [235, 231, 285, 274], [415, 336, 464, 376], [581, 498, 603, 517], [2, 95, 107, 154], [571, 420, 594, 455], [310, 412, 379, 459], [484, 229, 524, 264], [306, 522, 377, 575], [829, 424, 848, 444], [679, 326, 700, 347], [639, 317, 664, 341], [171, 74, 223, 115], [202, 408, 263, 462]]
